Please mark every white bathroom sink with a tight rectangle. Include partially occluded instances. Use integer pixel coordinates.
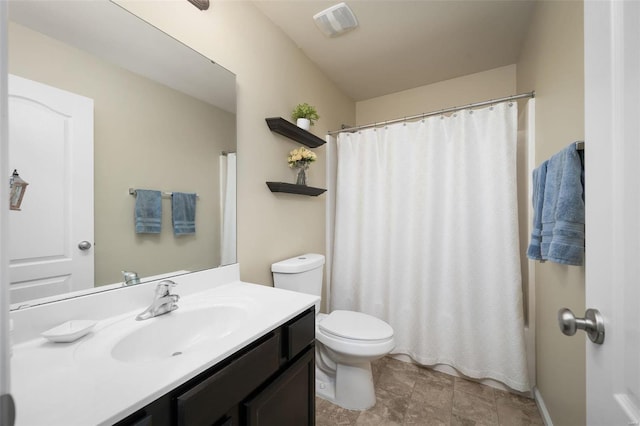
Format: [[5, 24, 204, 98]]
[[111, 305, 248, 362], [74, 299, 256, 363]]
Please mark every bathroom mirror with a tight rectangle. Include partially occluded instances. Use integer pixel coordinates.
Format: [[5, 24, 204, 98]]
[[7, 0, 236, 308]]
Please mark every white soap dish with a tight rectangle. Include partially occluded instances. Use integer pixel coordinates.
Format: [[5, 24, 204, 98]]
[[41, 320, 97, 343]]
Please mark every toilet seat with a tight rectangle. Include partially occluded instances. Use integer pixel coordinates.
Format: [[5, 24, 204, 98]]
[[315, 310, 395, 358], [319, 310, 393, 342]]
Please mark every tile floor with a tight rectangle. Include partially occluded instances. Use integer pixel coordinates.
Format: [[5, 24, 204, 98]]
[[315, 357, 544, 426]]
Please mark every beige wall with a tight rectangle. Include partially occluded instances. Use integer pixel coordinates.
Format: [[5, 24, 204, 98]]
[[356, 64, 516, 124], [117, 1, 355, 286], [517, 1, 585, 425], [9, 22, 235, 287]]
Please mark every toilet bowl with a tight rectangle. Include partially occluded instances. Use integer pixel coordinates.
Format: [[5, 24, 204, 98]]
[[271, 254, 395, 410], [315, 311, 394, 409]]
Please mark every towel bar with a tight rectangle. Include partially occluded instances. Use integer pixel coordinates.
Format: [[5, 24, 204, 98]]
[[129, 188, 199, 198]]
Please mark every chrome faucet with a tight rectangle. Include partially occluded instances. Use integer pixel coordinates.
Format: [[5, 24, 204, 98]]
[[136, 280, 179, 321]]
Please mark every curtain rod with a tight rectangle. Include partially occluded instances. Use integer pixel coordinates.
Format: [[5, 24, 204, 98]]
[[328, 91, 535, 136]]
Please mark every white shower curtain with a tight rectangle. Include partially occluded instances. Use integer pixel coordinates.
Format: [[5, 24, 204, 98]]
[[220, 153, 236, 265], [331, 102, 530, 391]]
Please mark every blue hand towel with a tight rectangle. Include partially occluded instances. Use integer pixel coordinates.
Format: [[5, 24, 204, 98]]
[[134, 189, 162, 234], [172, 192, 196, 235], [527, 160, 547, 260], [541, 144, 585, 266]]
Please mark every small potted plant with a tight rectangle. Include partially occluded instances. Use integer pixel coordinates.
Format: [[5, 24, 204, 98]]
[[291, 103, 319, 131]]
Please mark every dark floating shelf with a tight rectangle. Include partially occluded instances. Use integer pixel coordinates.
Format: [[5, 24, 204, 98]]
[[265, 117, 326, 148], [266, 182, 327, 197]]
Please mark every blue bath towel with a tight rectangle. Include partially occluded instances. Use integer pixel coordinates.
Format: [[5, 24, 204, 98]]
[[540, 143, 585, 265], [527, 160, 547, 261], [172, 192, 196, 235], [134, 189, 162, 234]]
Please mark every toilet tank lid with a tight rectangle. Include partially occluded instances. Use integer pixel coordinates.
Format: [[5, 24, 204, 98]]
[[271, 253, 325, 273]]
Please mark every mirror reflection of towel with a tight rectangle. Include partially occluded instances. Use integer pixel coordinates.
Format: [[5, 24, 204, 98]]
[[172, 192, 196, 235], [134, 189, 162, 234]]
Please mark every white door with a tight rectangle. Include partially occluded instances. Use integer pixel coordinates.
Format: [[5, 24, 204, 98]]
[[585, 0, 640, 423], [8, 75, 94, 305]]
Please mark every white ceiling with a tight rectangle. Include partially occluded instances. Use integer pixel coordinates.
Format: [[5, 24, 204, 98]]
[[253, 0, 536, 101]]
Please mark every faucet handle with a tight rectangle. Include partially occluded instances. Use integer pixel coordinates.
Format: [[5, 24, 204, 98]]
[[122, 270, 140, 286], [156, 280, 177, 296]]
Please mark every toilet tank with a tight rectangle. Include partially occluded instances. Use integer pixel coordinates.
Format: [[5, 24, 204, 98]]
[[271, 253, 325, 297]]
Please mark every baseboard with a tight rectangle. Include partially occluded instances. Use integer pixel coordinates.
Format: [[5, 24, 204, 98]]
[[533, 386, 553, 426]]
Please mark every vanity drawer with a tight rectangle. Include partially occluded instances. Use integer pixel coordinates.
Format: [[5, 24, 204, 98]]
[[176, 333, 280, 426], [283, 308, 315, 360]]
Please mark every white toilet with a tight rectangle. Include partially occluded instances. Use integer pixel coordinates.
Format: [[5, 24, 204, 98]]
[[272, 253, 395, 410]]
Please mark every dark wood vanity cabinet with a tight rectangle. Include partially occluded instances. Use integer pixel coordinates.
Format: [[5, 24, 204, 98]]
[[114, 308, 316, 426]]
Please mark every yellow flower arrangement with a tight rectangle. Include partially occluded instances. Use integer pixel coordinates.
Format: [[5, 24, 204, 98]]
[[287, 147, 317, 168]]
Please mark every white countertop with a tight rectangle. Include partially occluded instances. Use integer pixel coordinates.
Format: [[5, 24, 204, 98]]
[[11, 280, 318, 426]]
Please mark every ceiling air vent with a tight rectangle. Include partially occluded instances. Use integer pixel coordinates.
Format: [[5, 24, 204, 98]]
[[313, 2, 359, 38]]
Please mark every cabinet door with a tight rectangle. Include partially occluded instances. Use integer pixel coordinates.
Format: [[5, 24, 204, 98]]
[[128, 415, 152, 426], [243, 347, 315, 426], [112, 393, 172, 426], [176, 333, 280, 426]]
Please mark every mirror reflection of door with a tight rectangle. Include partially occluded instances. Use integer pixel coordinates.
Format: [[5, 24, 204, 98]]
[[8, 74, 94, 304]]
